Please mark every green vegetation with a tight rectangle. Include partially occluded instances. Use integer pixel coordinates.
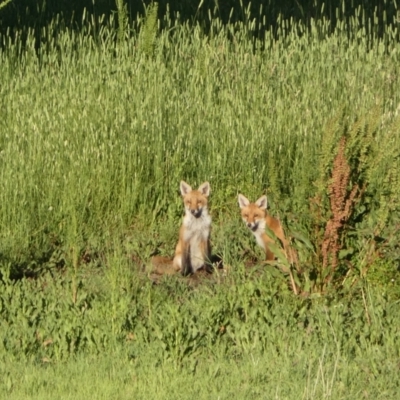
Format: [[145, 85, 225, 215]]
[[0, 5, 399, 398], [115, 0, 129, 43], [1, 265, 400, 399], [0, 0, 12, 11]]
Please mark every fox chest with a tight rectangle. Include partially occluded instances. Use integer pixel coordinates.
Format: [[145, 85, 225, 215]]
[[251, 219, 268, 251], [183, 216, 211, 243], [183, 216, 211, 270], [254, 232, 266, 251]]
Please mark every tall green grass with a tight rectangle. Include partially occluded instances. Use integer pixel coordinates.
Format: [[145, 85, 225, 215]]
[[1, 11, 399, 279]]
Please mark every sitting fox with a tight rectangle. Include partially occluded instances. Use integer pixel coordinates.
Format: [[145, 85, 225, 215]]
[[238, 193, 290, 262], [173, 181, 212, 276]]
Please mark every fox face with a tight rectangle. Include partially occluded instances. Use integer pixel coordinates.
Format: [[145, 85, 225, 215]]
[[180, 181, 210, 218], [238, 194, 267, 233], [238, 193, 289, 261]]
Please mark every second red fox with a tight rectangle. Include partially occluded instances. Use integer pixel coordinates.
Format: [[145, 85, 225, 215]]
[[173, 181, 212, 276], [238, 193, 289, 261]]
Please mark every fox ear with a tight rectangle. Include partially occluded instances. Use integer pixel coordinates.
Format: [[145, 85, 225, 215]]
[[180, 181, 192, 195], [238, 194, 250, 209], [198, 182, 210, 197], [255, 195, 268, 210]]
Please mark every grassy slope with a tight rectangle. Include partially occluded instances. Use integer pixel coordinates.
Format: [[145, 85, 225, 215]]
[[1, 263, 400, 399], [3, 347, 400, 399]]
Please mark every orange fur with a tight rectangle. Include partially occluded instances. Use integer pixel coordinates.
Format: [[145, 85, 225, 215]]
[[150, 255, 177, 275], [173, 181, 212, 275], [238, 194, 289, 261]]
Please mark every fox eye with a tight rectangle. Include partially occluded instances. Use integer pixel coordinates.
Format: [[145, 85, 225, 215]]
[[243, 214, 248, 218]]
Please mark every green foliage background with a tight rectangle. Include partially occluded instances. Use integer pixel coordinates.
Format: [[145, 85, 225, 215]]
[[1, 0, 399, 28], [1, 6, 399, 283], [0, 2, 400, 397]]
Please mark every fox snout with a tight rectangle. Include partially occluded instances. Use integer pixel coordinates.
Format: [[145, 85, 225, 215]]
[[190, 208, 203, 218], [246, 222, 258, 231]]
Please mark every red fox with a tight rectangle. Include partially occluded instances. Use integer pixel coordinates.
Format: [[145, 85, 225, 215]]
[[238, 193, 289, 261], [173, 181, 212, 276]]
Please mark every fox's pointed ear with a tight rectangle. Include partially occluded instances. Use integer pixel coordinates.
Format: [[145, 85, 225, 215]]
[[198, 182, 210, 197], [255, 195, 268, 210], [238, 194, 250, 209], [180, 181, 192, 196]]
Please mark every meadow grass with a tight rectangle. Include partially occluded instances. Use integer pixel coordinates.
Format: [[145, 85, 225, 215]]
[[1, 263, 400, 399], [2, 345, 400, 399], [1, 7, 400, 399], [1, 12, 399, 271]]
